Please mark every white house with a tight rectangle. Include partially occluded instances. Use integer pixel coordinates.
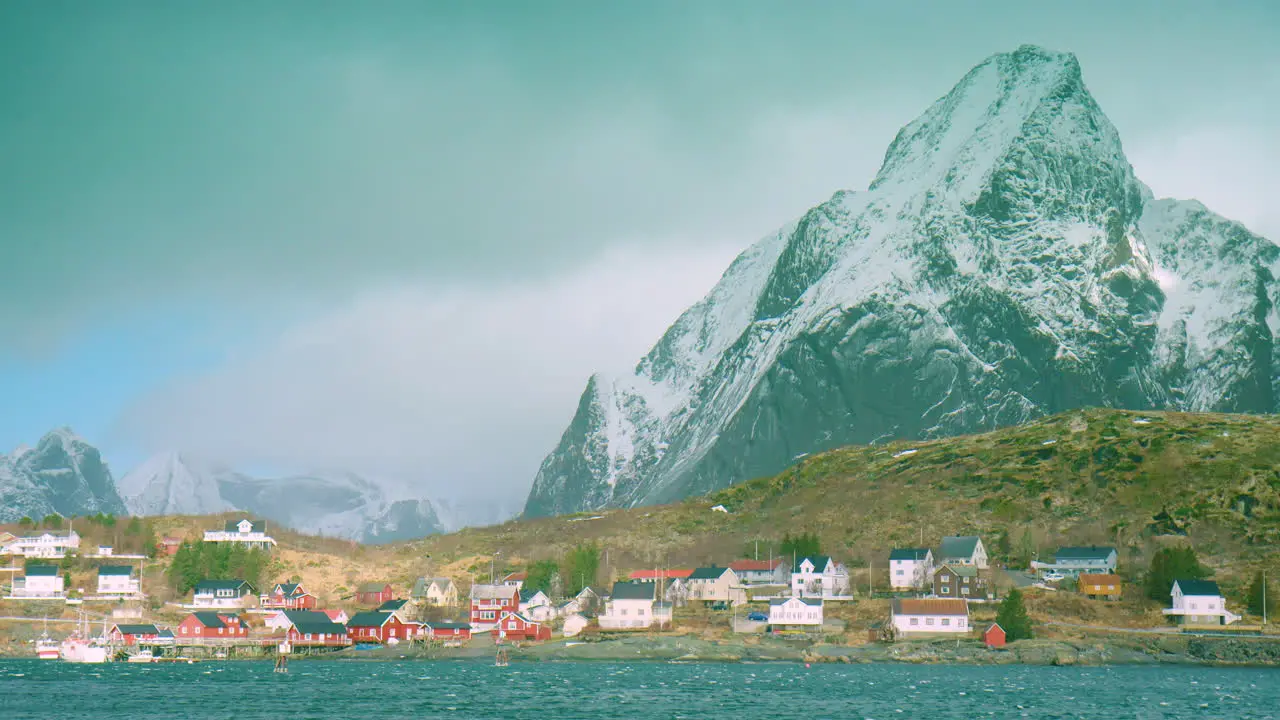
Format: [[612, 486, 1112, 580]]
[[519, 589, 556, 622], [502, 572, 526, 590], [1031, 546, 1118, 578], [265, 609, 333, 631], [889, 548, 934, 591], [890, 598, 970, 636], [3, 531, 81, 559], [11, 565, 65, 598], [1163, 580, 1241, 626], [203, 519, 276, 550], [791, 556, 850, 599], [412, 577, 458, 606], [96, 565, 140, 596], [768, 597, 824, 627], [562, 613, 591, 637], [937, 536, 987, 569], [598, 581, 658, 629], [191, 579, 257, 609]]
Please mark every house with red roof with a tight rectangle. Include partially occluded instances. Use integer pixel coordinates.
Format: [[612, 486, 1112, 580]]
[[502, 572, 527, 590], [493, 611, 551, 642], [729, 559, 789, 585], [628, 569, 694, 581]]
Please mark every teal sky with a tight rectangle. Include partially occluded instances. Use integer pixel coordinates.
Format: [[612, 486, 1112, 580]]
[[2, 1, 1277, 502]]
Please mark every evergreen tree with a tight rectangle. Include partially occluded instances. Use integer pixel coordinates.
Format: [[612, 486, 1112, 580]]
[[1144, 546, 1209, 602], [995, 588, 1033, 641], [1015, 529, 1035, 567], [18, 516, 33, 529], [561, 543, 600, 597], [1247, 570, 1277, 618], [781, 532, 822, 560], [524, 560, 560, 597], [994, 531, 1012, 562]]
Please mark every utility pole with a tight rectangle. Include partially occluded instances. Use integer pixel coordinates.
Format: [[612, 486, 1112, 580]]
[[755, 540, 759, 562], [1264, 570, 1268, 627], [868, 559, 873, 598]]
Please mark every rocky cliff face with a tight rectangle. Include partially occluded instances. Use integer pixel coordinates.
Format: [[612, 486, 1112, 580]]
[[525, 45, 1280, 518], [0, 428, 127, 522]]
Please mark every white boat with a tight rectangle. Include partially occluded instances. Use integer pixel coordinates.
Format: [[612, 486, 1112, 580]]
[[35, 618, 60, 660], [126, 650, 156, 663], [60, 611, 110, 663]]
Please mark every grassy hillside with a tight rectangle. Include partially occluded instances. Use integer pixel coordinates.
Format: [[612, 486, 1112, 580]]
[[17, 408, 1272, 611]]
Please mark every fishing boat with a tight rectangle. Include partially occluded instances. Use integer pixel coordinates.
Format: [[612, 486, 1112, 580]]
[[126, 650, 156, 663], [35, 618, 60, 660], [60, 612, 109, 663]]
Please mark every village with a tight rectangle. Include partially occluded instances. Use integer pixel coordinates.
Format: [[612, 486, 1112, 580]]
[[0, 514, 1268, 665]]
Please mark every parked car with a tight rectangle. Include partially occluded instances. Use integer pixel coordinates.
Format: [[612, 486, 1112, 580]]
[[1042, 571, 1066, 582], [746, 612, 768, 622]]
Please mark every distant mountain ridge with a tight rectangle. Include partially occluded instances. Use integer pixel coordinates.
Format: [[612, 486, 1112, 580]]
[[0, 428, 126, 522], [525, 44, 1280, 518]]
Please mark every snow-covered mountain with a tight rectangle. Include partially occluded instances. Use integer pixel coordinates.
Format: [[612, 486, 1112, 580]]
[[119, 454, 445, 543], [0, 428, 127, 522], [524, 45, 1280, 518]]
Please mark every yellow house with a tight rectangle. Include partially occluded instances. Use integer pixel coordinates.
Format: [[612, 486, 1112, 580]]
[[412, 577, 458, 606]]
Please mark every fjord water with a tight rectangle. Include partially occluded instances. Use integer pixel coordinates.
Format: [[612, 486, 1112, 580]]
[[2, 661, 1277, 719]]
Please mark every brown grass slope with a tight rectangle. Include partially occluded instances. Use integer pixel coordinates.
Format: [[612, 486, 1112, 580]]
[[109, 409, 1280, 604]]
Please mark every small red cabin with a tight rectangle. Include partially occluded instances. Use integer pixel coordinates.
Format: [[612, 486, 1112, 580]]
[[983, 623, 1007, 648], [356, 582, 394, 606], [425, 621, 472, 641], [108, 623, 163, 646], [492, 611, 551, 642], [262, 582, 317, 610]]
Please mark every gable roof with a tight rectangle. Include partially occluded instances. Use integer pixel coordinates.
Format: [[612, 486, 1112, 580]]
[[471, 583, 519, 600], [892, 598, 969, 616], [190, 611, 243, 629], [1055, 546, 1117, 561], [629, 568, 694, 580], [412, 577, 454, 596], [322, 609, 348, 621], [936, 564, 979, 578], [112, 623, 160, 635], [503, 571, 528, 582], [794, 556, 834, 572], [291, 618, 348, 635], [282, 610, 332, 625], [357, 582, 391, 594], [98, 565, 134, 576], [939, 536, 981, 559], [1078, 573, 1121, 585], [688, 566, 733, 581], [347, 611, 396, 628], [889, 548, 932, 561], [769, 597, 823, 607], [378, 599, 409, 612], [519, 588, 549, 604], [24, 565, 59, 576], [272, 582, 305, 596], [610, 581, 657, 601], [194, 579, 253, 594], [1174, 579, 1222, 596], [224, 519, 266, 533], [729, 559, 783, 572]]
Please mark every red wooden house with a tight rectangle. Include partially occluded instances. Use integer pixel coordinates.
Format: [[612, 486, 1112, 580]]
[[983, 623, 1006, 648], [346, 610, 424, 643], [157, 537, 183, 556], [177, 612, 250, 640], [493, 611, 551, 642], [469, 584, 520, 630], [424, 621, 472, 641], [108, 623, 163, 646], [355, 582, 394, 606], [261, 582, 317, 610], [281, 612, 351, 647]]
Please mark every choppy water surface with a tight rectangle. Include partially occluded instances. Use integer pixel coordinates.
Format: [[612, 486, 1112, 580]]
[[1, 659, 1277, 719]]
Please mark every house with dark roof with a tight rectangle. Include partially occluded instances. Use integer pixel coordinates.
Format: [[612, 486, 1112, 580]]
[[177, 612, 249, 640], [937, 536, 987, 569], [96, 565, 140, 596], [599, 581, 660, 630], [281, 611, 350, 647], [191, 579, 257, 609], [202, 518, 276, 550], [493, 611, 551, 642], [12, 564, 65, 599], [1164, 579, 1241, 626], [424, 620, 472, 641], [687, 567, 747, 606], [356, 582, 394, 606], [107, 623, 164, 646], [261, 582, 317, 609], [890, 598, 970, 636], [889, 548, 934, 591], [933, 564, 990, 600], [347, 610, 423, 643], [790, 556, 850, 599], [518, 589, 554, 622], [1031, 546, 1118, 578]]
